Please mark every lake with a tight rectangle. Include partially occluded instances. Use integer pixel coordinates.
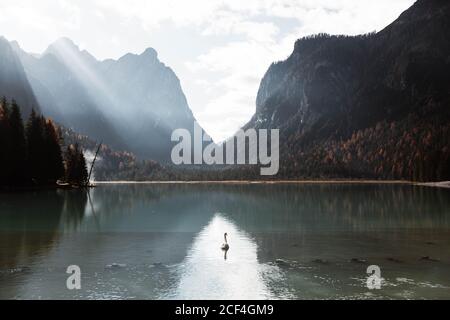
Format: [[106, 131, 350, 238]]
[[0, 183, 449, 299]]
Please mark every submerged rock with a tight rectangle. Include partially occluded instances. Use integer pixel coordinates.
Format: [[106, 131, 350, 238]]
[[2, 266, 30, 274], [150, 262, 166, 269], [350, 258, 367, 264], [275, 259, 291, 267], [105, 263, 127, 269], [420, 256, 440, 262], [386, 257, 403, 263]]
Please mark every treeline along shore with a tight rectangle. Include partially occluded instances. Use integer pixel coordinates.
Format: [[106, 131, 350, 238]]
[[0, 97, 89, 190]]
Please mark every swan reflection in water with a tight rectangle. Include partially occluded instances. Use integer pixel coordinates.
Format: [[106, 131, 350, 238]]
[[221, 232, 229, 260], [166, 213, 292, 300]]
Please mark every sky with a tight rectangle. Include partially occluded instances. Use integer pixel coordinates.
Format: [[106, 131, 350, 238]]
[[0, 0, 415, 142]]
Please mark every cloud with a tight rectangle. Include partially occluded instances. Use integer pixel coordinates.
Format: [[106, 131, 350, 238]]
[[186, 37, 296, 141], [181, 0, 415, 141], [200, 11, 280, 44], [0, 0, 416, 142]]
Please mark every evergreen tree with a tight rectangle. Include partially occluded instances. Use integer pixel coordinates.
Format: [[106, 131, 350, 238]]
[[65, 143, 89, 186], [26, 109, 46, 184], [44, 119, 65, 183], [78, 147, 89, 186], [1, 98, 67, 187], [8, 100, 27, 185], [65, 144, 76, 183], [0, 97, 10, 185]]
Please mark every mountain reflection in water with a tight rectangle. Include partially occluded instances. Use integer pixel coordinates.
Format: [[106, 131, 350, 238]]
[[0, 184, 449, 299]]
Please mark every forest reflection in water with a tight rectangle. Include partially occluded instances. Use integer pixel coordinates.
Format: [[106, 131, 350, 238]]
[[0, 183, 449, 299]]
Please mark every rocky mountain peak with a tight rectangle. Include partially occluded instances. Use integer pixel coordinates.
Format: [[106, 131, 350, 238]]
[[43, 37, 97, 66], [141, 47, 158, 61]]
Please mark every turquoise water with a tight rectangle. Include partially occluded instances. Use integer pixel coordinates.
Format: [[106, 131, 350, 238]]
[[0, 184, 449, 299]]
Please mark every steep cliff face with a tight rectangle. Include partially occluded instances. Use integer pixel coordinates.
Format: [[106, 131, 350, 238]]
[[249, 0, 450, 135], [97, 48, 197, 159], [0, 37, 40, 118], [244, 0, 450, 180], [248, 34, 370, 138]]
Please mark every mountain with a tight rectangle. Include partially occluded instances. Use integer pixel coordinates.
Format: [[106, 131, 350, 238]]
[[13, 38, 200, 161], [14, 38, 129, 154], [242, 0, 450, 181], [0, 37, 40, 117]]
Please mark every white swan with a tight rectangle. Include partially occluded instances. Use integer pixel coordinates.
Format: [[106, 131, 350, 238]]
[[221, 232, 230, 251]]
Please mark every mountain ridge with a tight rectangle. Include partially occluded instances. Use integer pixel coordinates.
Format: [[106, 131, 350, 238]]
[[6, 37, 202, 161], [242, 0, 450, 181]]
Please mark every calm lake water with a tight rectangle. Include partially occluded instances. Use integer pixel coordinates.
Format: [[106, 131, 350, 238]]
[[1, 183, 449, 300]]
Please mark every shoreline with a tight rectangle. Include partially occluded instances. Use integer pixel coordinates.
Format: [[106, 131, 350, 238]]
[[3, 180, 449, 192], [94, 179, 412, 185], [0, 183, 94, 193], [93, 180, 450, 189], [416, 181, 450, 189]]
